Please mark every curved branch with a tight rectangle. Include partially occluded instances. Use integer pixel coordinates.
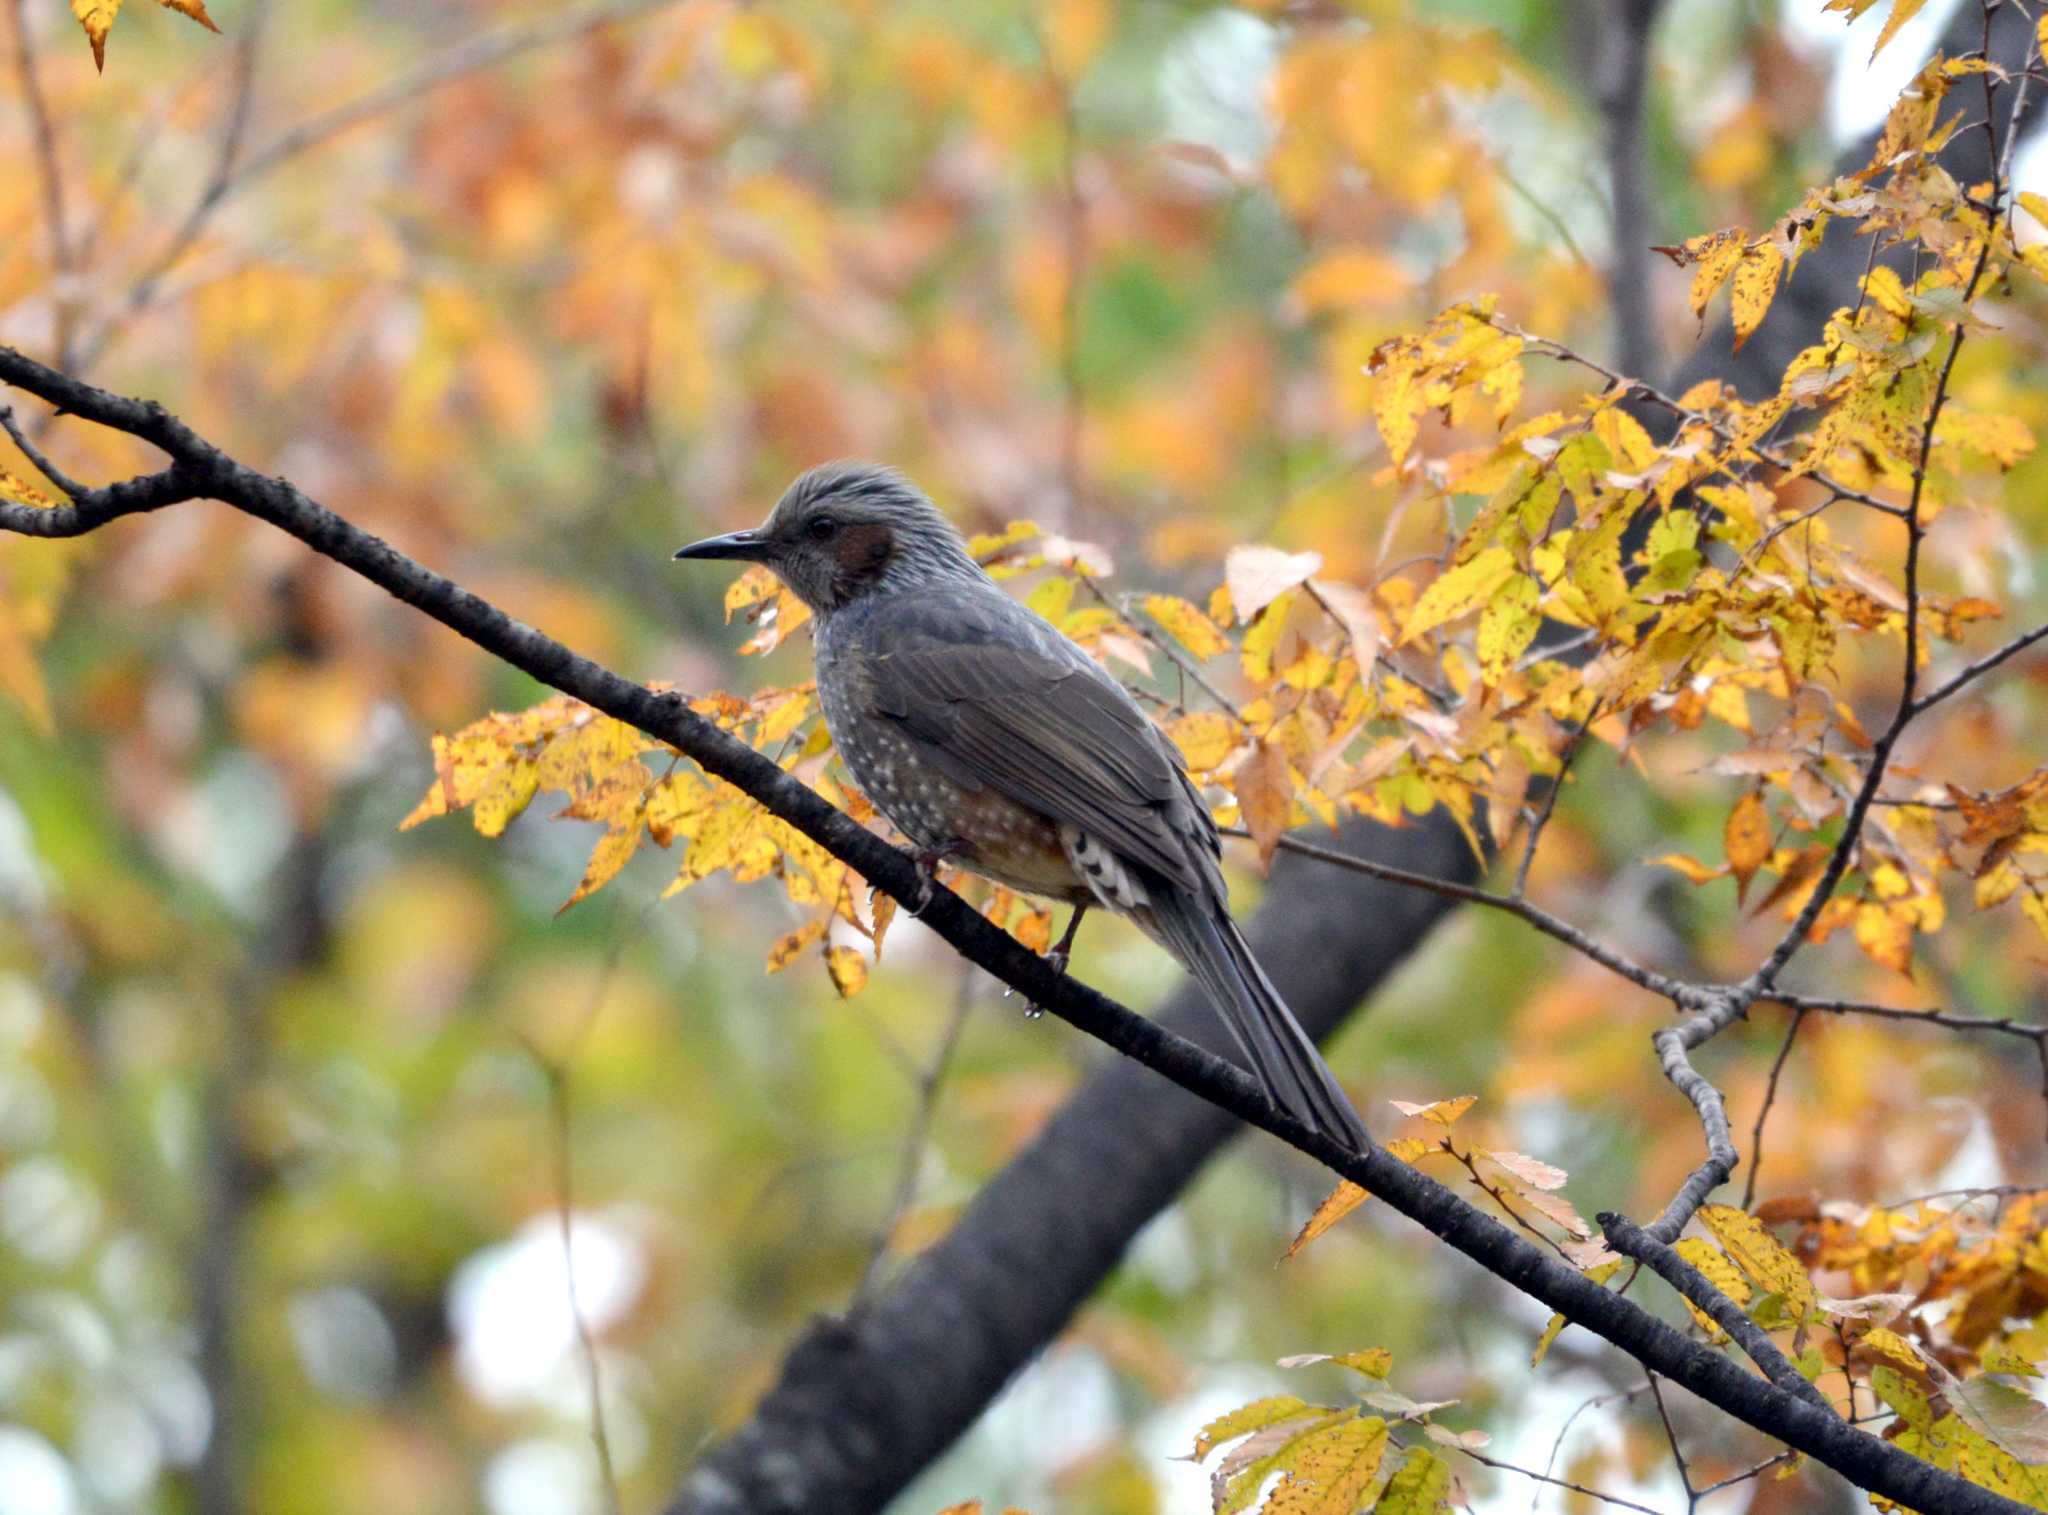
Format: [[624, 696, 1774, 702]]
[[0, 345, 2029, 1515]]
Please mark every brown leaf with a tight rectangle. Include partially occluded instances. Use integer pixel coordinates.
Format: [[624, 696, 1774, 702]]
[[1237, 739, 1293, 873]]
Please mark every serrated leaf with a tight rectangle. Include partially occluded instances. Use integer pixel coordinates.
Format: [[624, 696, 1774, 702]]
[[1189, 1395, 1316, 1460], [1480, 1150, 1567, 1190], [1389, 1094, 1477, 1127], [1380, 1446, 1455, 1514], [1144, 593, 1230, 659], [1401, 548, 1516, 644], [1730, 244, 1785, 353], [560, 822, 643, 912], [1285, 1180, 1369, 1259], [1241, 588, 1299, 682], [1278, 1348, 1393, 1378], [1698, 1205, 1816, 1322], [1475, 574, 1540, 683], [1266, 1414, 1388, 1515]]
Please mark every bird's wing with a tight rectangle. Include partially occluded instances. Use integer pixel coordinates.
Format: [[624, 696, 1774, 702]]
[[860, 593, 1211, 893]]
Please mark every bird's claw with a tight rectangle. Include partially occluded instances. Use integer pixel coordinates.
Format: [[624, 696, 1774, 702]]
[[907, 841, 968, 916]]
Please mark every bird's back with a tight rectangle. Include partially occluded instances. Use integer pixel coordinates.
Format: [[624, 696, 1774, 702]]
[[817, 580, 1222, 904]]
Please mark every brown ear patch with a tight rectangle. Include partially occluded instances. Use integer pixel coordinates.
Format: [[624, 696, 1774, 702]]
[[832, 521, 895, 593]]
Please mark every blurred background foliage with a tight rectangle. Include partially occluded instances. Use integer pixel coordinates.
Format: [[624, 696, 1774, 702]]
[[0, 0, 2044, 1511]]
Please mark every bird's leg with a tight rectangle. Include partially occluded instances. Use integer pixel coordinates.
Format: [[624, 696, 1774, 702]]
[[906, 838, 971, 915], [1044, 903, 1088, 977]]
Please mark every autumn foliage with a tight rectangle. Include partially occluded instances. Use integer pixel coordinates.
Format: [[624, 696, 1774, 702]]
[[7, 1, 2048, 1513]]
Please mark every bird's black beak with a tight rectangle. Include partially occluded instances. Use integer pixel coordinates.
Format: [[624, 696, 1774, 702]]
[[673, 529, 770, 563]]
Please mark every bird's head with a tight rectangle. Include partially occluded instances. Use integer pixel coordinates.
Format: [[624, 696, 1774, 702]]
[[673, 462, 983, 615]]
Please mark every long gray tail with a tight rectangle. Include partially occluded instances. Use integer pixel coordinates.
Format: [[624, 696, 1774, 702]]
[[1149, 887, 1371, 1153]]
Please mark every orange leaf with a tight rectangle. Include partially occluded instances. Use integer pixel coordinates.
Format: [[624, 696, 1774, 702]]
[[71, 0, 120, 69], [1724, 790, 1772, 901], [1285, 1180, 1369, 1258]]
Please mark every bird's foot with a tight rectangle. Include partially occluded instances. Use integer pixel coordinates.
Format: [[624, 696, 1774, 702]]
[[1020, 904, 1087, 1018], [907, 840, 970, 915]]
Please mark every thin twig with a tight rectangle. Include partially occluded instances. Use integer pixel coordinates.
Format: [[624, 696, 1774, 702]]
[[8, 0, 73, 368], [1741, 1007, 1807, 1211], [1216, 825, 1688, 1000], [1646, 1373, 1698, 1510], [856, 964, 975, 1305], [1513, 706, 1596, 898], [1453, 1444, 1671, 1515]]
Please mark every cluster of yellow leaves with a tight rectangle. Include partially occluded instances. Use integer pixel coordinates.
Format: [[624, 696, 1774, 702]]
[[1189, 1348, 1465, 1515], [68, 0, 218, 72], [1773, 1192, 2048, 1505]]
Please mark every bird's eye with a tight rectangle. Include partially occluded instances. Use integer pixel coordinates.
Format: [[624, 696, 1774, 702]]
[[806, 516, 840, 541]]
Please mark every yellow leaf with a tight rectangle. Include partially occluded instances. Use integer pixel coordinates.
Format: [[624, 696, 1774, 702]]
[[967, 520, 1040, 558], [1401, 547, 1516, 644], [472, 761, 541, 838], [1389, 1094, 1477, 1127], [1698, 1204, 1816, 1321], [1674, 1237, 1752, 1336], [1267, 1415, 1387, 1515], [1532, 1260, 1624, 1367], [1191, 1396, 1316, 1460], [1730, 244, 1784, 354], [1285, 1180, 1369, 1259], [1170, 711, 1239, 772], [1476, 574, 1540, 682], [1143, 594, 1229, 659], [1241, 587, 1299, 683], [766, 921, 826, 972], [71, 0, 121, 69], [1654, 228, 1747, 320], [1226, 545, 1324, 622], [1382, 1136, 1431, 1163], [1866, 0, 1928, 60], [559, 823, 643, 912], [1854, 899, 1915, 975], [1724, 790, 1772, 899], [826, 944, 869, 998], [1652, 852, 1728, 886], [1860, 1327, 1921, 1368]]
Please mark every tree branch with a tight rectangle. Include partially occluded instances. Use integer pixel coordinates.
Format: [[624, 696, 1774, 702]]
[[0, 346, 2031, 1515]]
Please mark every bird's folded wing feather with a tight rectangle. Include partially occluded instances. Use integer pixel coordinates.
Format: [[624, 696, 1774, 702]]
[[863, 600, 1209, 892]]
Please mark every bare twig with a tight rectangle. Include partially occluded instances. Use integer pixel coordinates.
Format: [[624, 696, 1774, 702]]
[[1512, 707, 1596, 899], [1646, 1373, 1698, 1509], [856, 964, 975, 1305], [1217, 825, 1688, 1000], [8, 0, 75, 370], [1452, 1443, 1672, 1515], [1741, 1006, 1807, 1211]]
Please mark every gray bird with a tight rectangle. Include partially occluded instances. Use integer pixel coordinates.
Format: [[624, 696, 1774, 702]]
[[675, 462, 1368, 1152]]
